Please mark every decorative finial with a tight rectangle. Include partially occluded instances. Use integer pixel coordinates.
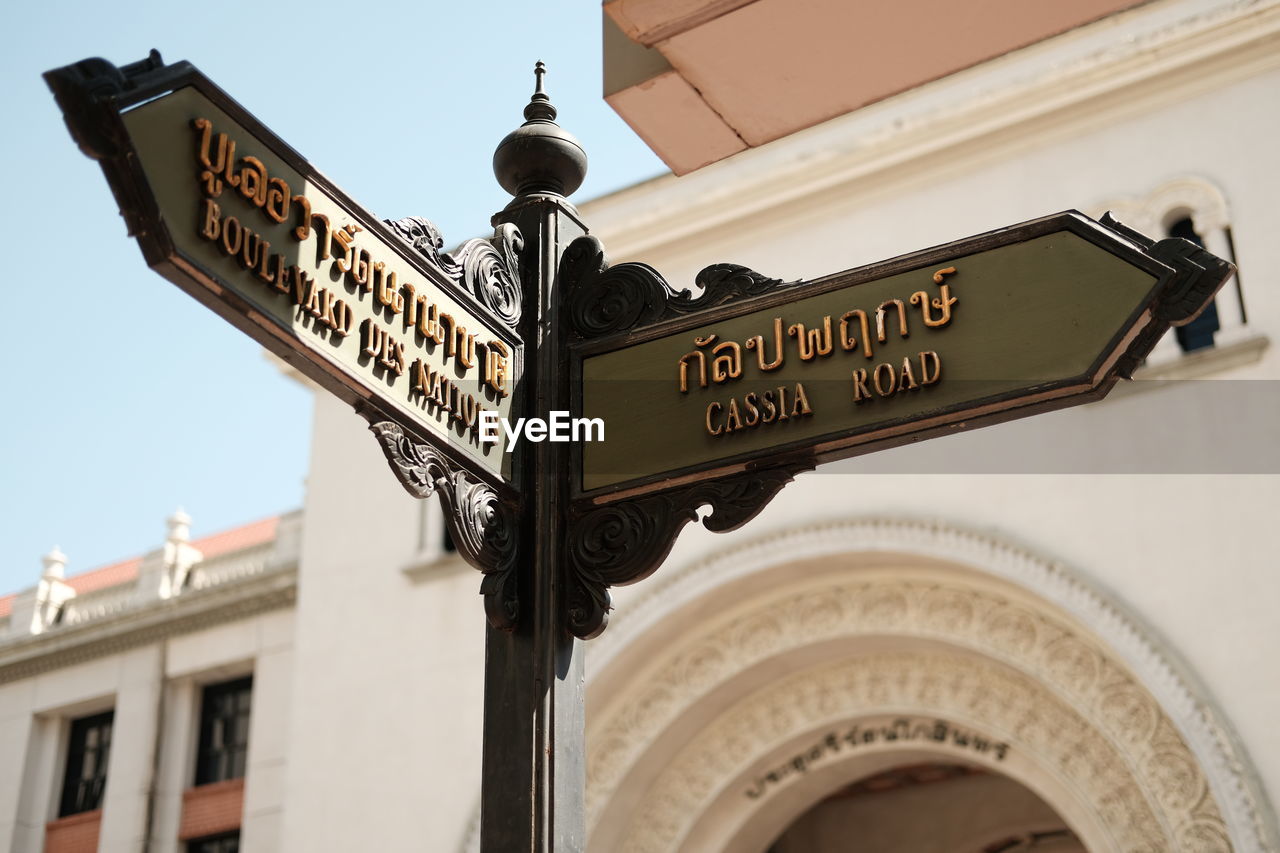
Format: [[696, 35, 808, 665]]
[[493, 61, 587, 199], [524, 60, 558, 124], [42, 546, 68, 580], [167, 507, 192, 543]]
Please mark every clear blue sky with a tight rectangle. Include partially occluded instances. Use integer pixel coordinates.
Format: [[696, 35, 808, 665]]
[[0, 1, 665, 595]]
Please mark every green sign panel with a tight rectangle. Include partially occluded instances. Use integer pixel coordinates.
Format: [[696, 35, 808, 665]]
[[575, 215, 1206, 495]]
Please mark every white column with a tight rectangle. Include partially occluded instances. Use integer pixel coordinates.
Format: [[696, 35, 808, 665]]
[[0, 688, 43, 853], [97, 646, 163, 852], [241, 611, 295, 853], [148, 678, 197, 853]]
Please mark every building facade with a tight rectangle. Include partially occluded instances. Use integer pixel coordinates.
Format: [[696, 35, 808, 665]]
[[2, 0, 1278, 850]]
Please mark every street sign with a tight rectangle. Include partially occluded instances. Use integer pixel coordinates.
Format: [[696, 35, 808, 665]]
[[556, 210, 1232, 637], [569, 211, 1231, 497], [46, 50, 1237, 853], [45, 55, 524, 491]]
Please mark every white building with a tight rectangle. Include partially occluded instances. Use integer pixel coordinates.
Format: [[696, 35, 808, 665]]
[[2, 0, 1278, 850]]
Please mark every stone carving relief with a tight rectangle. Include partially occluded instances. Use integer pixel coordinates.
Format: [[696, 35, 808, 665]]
[[582, 519, 1273, 853], [619, 650, 1227, 852]]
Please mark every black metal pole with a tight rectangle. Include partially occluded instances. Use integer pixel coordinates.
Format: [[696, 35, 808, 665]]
[[480, 63, 589, 853]]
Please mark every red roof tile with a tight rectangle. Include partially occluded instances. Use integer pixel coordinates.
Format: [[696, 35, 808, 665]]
[[0, 515, 282, 618]]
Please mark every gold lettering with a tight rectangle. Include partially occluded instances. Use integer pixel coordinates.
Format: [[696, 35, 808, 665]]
[[221, 136, 240, 191], [265, 178, 291, 223], [760, 390, 778, 424], [334, 302, 353, 338], [375, 264, 403, 312], [193, 118, 230, 197], [427, 306, 446, 345], [791, 383, 813, 418], [678, 335, 717, 393], [897, 357, 919, 392], [873, 362, 896, 397], [387, 339, 406, 376], [852, 368, 872, 403], [312, 214, 332, 263], [304, 282, 322, 316], [239, 156, 268, 207], [483, 340, 510, 397], [349, 248, 372, 290], [788, 317, 833, 361], [292, 196, 312, 240], [361, 320, 379, 358], [745, 318, 786, 372], [875, 299, 909, 342], [454, 329, 477, 369], [440, 313, 458, 358], [919, 351, 942, 385], [292, 269, 313, 307], [706, 402, 723, 436], [271, 255, 291, 293], [777, 386, 790, 421], [460, 395, 479, 430], [221, 216, 243, 256], [402, 283, 419, 326], [239, 230, 264, 270], [332, 224, 362, 275], [725, 398, 743, 433], [742, 393, 760, 427], [199, 198, 221, 241], [255, 241, 274, 284], [411, 360, 431, 396], [320, 290, 339, 329]]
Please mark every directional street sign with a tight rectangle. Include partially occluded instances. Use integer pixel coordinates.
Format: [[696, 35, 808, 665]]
[[47, 50, 1235, 853], [556, 210, 1232, 638], [46, 54, 524, 493]]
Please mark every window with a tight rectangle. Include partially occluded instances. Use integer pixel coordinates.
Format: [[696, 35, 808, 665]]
[[1167, 216, 1220, 353], [187, 831, 240, 853], [1094, 176, 1251, 365], [58, 710, 113, 816], [195, 677, 252, 785]]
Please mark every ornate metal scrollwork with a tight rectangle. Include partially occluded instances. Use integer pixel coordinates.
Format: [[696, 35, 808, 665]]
[[563, 463, 813, 639], [560, 235, 795, 341], [369, 421, 519, 631], [1098, 213, 1235, 378], [385, 216, 524, 331]]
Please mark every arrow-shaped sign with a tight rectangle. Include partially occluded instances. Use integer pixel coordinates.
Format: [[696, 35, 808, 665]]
[[45, 54, 523, 492], [555, 210, 1232, 636]]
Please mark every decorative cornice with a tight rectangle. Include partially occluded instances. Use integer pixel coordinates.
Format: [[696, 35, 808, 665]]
[[0, 565, 297, 684]]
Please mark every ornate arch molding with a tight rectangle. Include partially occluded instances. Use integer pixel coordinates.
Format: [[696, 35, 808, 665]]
[[622, 650, 1214, 853], [584, 518, 1276, 853], [1091, 175, 1231, 237]]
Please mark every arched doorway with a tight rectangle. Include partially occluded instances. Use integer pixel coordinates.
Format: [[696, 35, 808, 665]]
[[767, 761, 1083, 853], [583, 519, 1271, 852]]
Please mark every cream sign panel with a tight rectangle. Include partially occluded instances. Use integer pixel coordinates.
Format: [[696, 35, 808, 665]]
[[122, 86, 517, 480]]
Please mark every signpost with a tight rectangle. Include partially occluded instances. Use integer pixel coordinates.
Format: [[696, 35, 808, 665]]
[[46, 49, 1232, 852]]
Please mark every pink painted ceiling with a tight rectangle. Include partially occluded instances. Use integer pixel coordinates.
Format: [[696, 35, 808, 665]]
[[605, 0, 1150, 174]]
